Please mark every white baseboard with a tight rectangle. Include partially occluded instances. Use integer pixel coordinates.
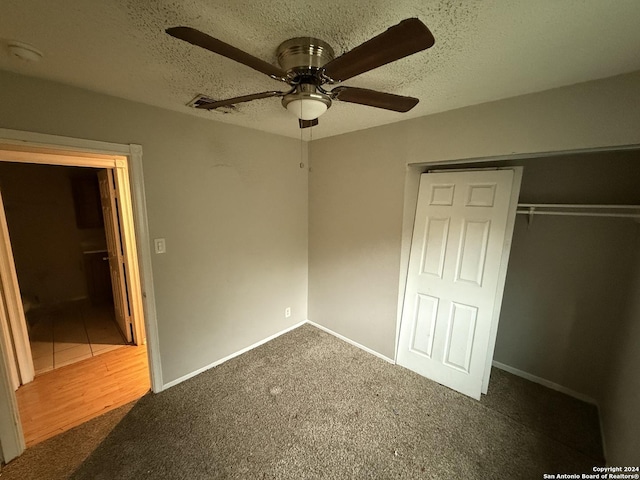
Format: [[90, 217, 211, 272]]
[[162, 320, 307, 390], [306, 320, 395, 364], [163, 319, 395, 391], [492, 360, 597, 405]]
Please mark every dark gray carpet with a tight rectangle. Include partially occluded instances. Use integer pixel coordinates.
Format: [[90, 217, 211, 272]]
[[1, 324, 603, 479]]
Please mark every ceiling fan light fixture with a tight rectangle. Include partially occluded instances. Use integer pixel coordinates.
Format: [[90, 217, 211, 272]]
[[282, 84, 331, 120], [285, 98, 327, 120]]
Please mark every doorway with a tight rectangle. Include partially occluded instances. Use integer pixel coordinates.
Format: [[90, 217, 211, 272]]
[[0, 134, 160, 461], [0, 163, 131, 376], [0, 160, 146, 385]]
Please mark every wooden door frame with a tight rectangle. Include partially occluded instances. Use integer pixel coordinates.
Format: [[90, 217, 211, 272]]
[[0, 128, 163, 462]]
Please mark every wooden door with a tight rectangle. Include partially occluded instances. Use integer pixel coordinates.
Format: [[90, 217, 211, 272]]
[[98, 170, 132, 342], [0, 188, 34, 386], [83, 251, 113, 305], [397, 170, 519, 399]]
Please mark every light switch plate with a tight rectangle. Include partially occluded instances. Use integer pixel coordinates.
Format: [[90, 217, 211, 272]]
[[154, 238, 166, 254]]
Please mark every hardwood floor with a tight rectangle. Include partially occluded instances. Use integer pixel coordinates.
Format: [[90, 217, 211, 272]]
[[16, 344, 150, 447]]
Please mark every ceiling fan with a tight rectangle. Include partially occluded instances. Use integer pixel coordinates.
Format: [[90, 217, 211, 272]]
[[166, 18, 435, 129]]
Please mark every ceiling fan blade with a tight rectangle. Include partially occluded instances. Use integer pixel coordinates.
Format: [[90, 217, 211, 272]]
[[166, 26, 288, 81], [196, 91, 285, 110], [332, 87, 419, 112], [299, 118, 319, 129], [322, 18, 434, 82]]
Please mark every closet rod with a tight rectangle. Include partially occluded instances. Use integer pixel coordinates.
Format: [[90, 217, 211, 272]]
[[518, 203, 640, 209], [516, 210, 640, 219]]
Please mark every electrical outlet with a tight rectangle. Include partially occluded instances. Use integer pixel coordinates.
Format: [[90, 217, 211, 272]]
[[285, 307, 291, 318]]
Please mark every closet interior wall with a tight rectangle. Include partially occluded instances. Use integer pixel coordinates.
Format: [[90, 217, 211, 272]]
[[600, 227, 640, 463]]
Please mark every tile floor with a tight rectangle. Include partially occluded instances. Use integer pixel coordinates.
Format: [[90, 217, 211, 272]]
[[27, 301, 127, 375]]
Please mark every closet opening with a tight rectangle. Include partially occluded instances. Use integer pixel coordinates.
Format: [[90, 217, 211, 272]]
[[411, 147, 640, 462]]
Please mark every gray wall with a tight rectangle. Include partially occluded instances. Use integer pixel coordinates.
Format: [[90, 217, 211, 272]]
[[0, 70, 309, 385], [309, 136, 406, 358]]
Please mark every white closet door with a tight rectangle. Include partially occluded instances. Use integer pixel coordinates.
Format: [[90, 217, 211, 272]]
[[397, 170, 518, 399]]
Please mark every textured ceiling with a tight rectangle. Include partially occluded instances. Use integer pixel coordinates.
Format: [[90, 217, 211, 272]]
[[2, 0, 640, 140]]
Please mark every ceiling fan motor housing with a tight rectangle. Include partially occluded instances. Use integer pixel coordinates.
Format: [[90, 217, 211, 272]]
[[276, 37, 335, 78]]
